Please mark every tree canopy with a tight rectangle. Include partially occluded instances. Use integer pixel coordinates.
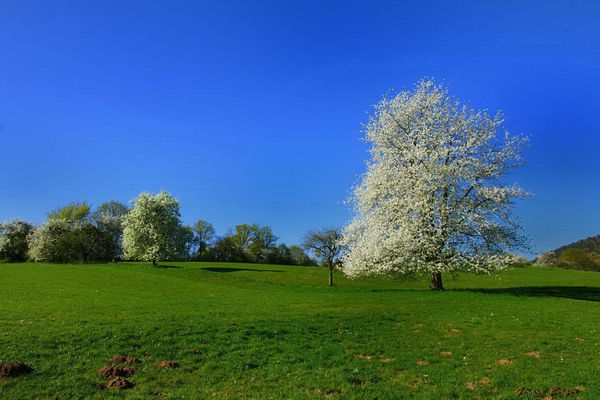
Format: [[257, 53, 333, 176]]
[[342, 79, 529, 289], [122, 192, 189, 265]]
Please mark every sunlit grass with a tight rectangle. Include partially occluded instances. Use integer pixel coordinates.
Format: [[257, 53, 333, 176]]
[[1, 262, 598, 399]]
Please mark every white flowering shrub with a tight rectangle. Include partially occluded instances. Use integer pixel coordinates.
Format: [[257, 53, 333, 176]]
[[122, 192, 190, 265], [342, 80, 529, 289], [0, 219, 35, 262]]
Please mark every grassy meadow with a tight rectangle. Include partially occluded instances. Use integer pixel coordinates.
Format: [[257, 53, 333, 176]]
[[0, 262, 598, 399]]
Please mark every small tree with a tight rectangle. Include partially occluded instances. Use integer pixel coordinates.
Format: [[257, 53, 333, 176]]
[[122, 192, 188, 265], [176, 225, 195, 261], [209, 236, 238, 262], [0, 219, 35, 262], [303, 228, 345, 287], [289, 245, 315, 266], [92, 201, 129, 260], [249, 224, 278, 263], [193, 220, 216, 259], [343, 79, 529, 290], [227, 224, 254, 262]]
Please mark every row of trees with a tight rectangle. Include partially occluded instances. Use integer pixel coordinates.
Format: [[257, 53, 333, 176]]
[[0, 201, 127, 263], [0, 192, 338, 269]]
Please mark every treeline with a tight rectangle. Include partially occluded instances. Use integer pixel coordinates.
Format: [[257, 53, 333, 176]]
[[0, 192, 317, 266]]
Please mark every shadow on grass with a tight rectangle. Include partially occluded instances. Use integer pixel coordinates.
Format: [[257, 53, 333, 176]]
[[202, 267, 284, 273], [455, 286, 600, 302], [153, 264, 183, 269]]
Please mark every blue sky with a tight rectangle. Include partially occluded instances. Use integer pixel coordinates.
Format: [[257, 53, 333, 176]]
[[1, 0, 599, 254]]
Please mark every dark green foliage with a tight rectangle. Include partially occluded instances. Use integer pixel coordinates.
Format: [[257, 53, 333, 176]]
[[176, 225, 195, 261], [554, 235, 600, 255], [199, 223, 315, 265], [192, 220, 216, 259], [91, 201, 129, 260], [205, 236, 238, 262]]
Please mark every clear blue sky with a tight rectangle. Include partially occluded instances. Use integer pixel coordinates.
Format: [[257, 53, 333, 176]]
[[1, 0, 599, 255]]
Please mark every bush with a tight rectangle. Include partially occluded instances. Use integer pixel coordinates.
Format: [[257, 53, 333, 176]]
[[0, 219, 35, 262], [28, 219, 115, 263]]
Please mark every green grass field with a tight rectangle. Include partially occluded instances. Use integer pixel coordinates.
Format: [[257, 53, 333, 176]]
[[1, 262, 598, 399]]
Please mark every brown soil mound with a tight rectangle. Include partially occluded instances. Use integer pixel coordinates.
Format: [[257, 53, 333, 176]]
[[98, 365, 135, 378], [157, 360, 179, 368], [0, 363, 34, 379], [125, 355, 139, 365], [105, 377, 135, 390], [109, 354, 139, 365], [109, 354, 126, 363]]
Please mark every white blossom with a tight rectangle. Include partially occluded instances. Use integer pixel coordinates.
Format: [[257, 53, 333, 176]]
[[122, 191, 189, 265], [342, 80, 529, 287]]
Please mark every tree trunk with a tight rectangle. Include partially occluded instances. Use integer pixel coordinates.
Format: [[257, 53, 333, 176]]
[[152, 259, 157, 266], [430, 271, 444, 290], [328, 261, 334, 287]]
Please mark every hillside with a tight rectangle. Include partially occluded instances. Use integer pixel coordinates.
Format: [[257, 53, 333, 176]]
[[536, 234, 600, 271], [0, 262, 599, 399], [554, 234, 600, 255]]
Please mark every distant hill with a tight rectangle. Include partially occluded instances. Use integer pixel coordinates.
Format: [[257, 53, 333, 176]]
[[553, 235, 600, 256], [536, 234, 600, 271]]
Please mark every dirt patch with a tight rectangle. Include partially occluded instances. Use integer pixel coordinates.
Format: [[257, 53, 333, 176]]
[[378, 356, 394, 363], [465, 378, 490, 391], [109, 354, 138, 364], [440, 351, 453, 356], [496, 359, 513, 365], [355, 354, 372, 361], [157, 360, 179, 368], [105, 377, 135, 390], [524, 351, 540, 359], [0, 363, 33, 379], [416, 359, 428, 366], [187, 348, 202, 354], [125, 355, 139, 365], [110, 354, 126, 363], [315, 388, 342, 398], [450, 328, 461, 333], [98, 365, 135, 378]]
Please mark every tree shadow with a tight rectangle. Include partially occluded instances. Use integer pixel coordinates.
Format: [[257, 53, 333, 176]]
[[455, 286, 600, 302], [153, 264, 183, 269], [202, 267, 284, 273]]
